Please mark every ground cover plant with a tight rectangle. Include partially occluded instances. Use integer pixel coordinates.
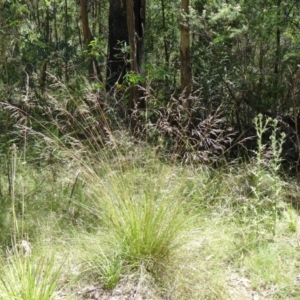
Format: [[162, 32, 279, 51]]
[[0, 79, 298, 299], [3, 0, 300, 298], [1, 108, 300, 300]]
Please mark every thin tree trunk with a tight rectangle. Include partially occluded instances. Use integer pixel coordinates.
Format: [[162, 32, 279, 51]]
[[126, 0, 146, 109], [126, 0, 137, 73], [126, 0, 137, 109], [53, 2, 58, 47], [274, 0, 281, 113], [80, 0, 102, 81], [64, 0, 69, 82], [180, 0, 192, 109], [80, 0, 91, 45], [161, 0, 169, 65], [77, 21, 83, 51], [39, 7, 50, 92], [36, 0, 41, 31], [92, 0, 96, 34], [98, 1, 102, 36]]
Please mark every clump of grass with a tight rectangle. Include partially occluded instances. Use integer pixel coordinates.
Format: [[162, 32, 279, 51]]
[[3, 79, 300, 300], [108, 193, 189, 269], [84, 246, 123, 290], [0, 252, 64, 300], [79, 160, 196, 280]]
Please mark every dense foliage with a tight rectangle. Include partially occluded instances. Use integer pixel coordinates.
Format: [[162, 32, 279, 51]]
[[1, 0, 300, 166], [2, 2, 300, 299]]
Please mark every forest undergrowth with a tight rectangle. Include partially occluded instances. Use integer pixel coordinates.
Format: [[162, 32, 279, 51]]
[[3, 0, 300, 298], [0, 86, 300, 299], [0, 122, 300, 299]]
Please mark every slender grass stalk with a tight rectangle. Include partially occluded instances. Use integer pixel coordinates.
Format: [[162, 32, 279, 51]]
[[11, 144, 18, 244], [0, 253, 64, 300]]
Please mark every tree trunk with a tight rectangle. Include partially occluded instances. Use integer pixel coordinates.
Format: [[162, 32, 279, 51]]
[[274, 0, 281, 113], [126, 0, 137, 109], [107, 0, 145, 109], [107, 0, 129, 88], [80, 0, 102, 81], [126, 0, 145, 109], [180, 0, 192, 109], [64, 0, 69, 82], [80, 0, 91, 47], [161, 0, 169, 65], [39, 7, 50, 93]]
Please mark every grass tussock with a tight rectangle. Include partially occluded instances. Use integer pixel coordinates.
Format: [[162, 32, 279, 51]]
[[0, 251, 64, 300], [1, 150, 300, 299], [72, 160, 197, 286], [1, 104, 300, 299]]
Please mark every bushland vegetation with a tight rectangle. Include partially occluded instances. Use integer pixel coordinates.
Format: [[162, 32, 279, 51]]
[[1, 1, 300, 299]]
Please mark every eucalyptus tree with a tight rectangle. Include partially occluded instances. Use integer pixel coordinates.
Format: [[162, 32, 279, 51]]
[[180, 0, 192, 108], [107, 0, 146, 109], [80, 0, 102, 81], [107, 0, 129, 88]]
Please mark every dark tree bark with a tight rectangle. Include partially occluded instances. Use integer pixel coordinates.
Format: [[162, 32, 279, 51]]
[[132, 0, 145, 75], [274, 0, 281, 113], [107, 0, 146, 109], [180, 0, 192, 109], [80, 0, 91, 50], [126, 0, 145, 109], [161, 0, 169, 65], [64, 0, 69, 82], [107, 0, 129, 88], [80, 0, 102, 81], [39, 7, 50, 93]]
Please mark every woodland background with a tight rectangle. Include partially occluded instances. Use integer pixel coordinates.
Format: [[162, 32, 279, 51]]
[[2, 0, 300, 166], [1, 1, 300, 299]]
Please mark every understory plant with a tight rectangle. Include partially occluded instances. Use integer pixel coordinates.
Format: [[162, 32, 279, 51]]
[[0, 252, 64, 300], [239, 114, 286, 246], [80, 161, 195, 280]]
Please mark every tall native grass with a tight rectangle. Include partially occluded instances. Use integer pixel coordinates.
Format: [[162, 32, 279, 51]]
[[75, 155, 198, 283], [0, 255, 62, 300], [1, 76, 300, 298]]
